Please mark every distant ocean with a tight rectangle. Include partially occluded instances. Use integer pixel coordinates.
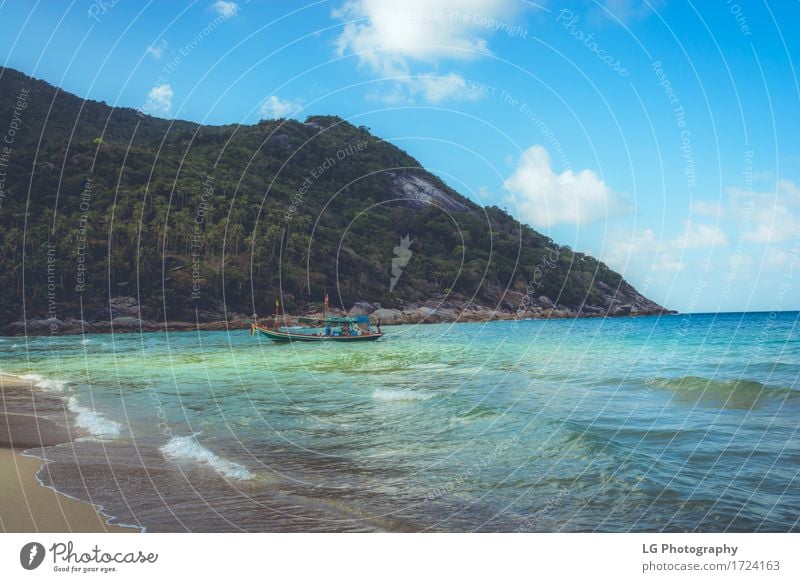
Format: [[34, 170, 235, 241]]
[[2, 311, 798, 532]]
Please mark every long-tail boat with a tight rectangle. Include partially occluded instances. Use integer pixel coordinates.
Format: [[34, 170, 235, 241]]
[[250, 297, 384, 343]]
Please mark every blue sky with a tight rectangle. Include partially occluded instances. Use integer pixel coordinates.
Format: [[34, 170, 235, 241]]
[[2, 0, 799, 313]]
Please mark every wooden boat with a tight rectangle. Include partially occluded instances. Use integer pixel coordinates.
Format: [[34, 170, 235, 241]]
[[250, 315, 384, 343]]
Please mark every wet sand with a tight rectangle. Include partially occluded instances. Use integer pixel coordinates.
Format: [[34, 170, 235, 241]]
[[0, 374, 132, 532]]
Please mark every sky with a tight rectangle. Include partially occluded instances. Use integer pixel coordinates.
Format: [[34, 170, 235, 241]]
[[1, 0, 799, 313]]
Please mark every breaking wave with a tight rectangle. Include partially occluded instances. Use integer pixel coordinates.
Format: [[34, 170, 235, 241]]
[[160, 435, 255, 481], [67, 396, 123, 439], [648, 376, 799, 408], [18, 373, 67, 392], [372, 388, 434, 401]]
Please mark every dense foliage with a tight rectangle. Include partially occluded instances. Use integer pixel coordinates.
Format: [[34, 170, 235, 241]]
[[0, 67, 637, 325]]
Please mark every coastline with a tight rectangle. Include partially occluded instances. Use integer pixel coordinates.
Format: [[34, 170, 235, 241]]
[[1, 296, 676, 337], [0, 374, 132, 533]]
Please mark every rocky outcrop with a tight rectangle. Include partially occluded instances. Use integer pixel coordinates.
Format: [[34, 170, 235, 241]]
[[2, 288, 675, 336], [388, 171, 472, 212], [1, 297, 253, 336]]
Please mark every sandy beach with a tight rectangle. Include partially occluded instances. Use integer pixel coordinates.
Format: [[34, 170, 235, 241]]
[[0, 374, 131, 533]]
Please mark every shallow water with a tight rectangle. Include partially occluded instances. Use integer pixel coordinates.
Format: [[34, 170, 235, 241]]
[[1, 312, 798, 531]]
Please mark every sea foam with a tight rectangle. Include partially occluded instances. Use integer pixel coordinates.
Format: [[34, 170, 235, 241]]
[[372, 388, 434, 401], [67, 396, 123, 439], [160, 435, 255, 481], [18, 373, 67, 392]]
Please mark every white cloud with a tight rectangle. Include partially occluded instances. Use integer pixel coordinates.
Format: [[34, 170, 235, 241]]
[[375, 73, 485, 104], [597, 176, 798, 311], [727, 179, 800, 244], [602, 228, 683, 273], [411, 73, 484, 103], [212, 0, 238, 18], [691, 200, 724, 218], [602, 178, 800, 281], [259, 95, 301, 119], [765, 248, 789, 269], [146, 39, 167, 59], [672, 222, 728, 249], [602, 221, 728, 276], [143, 84, 174, 115], [763, 246, 799, 271], [777, 178, 800, 200], [502, 145, 624, 228], [742, 207, 797, 244], [333, 0, 522, 102]]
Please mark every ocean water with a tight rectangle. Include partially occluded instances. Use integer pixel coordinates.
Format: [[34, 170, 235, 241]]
[[1, 312, 798, 532]]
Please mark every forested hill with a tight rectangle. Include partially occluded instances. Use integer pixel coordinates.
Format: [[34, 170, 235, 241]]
[[0, 67, 669, 331]]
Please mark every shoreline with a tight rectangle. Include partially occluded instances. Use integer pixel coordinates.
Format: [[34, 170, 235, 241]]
[[0, 374, 133, 533], [0, 308, 677, 338]]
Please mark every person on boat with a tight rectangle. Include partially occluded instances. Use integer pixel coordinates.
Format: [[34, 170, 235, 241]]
[[376, 319, 382, 334]]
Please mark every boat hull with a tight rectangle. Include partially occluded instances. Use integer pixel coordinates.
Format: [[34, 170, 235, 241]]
[[252, 324, 383, 343]]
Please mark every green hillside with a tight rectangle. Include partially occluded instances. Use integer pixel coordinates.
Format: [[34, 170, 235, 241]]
[[0, 67, 668, 329]]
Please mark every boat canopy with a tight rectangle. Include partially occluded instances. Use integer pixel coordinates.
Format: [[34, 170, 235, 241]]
[[297, 315, 369, 324]]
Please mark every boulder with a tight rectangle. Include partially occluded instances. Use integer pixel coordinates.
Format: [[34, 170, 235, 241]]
[[266, 134, 292, 150], [537, 295, 554, 308], [348, 302, 376, 317], [111, 316, 159, 329], [369, 308, 403, 325], [610, 304, 632, 316], [28, 318, 69, 332]]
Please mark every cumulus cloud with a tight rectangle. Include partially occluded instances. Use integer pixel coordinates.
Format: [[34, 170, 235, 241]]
[[411, 73, 484, 103], [143, 84, 174, 115], [259, 95, 301, 119], [376, 73, 485, 104], [602, 221, 729, 275], [212, 0, 238, 18], [604, 177, 800, 281], [602, 228, 667, 270], [765, 248, 790, 269], [146, 39, 167, 59], [726, 179, 800, 244], [673, 222, 729, 249], [333, 0, 523, 102], [502, 145, 625, 228]]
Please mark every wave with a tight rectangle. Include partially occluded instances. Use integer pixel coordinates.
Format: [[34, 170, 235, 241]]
[[67, 396, 123, 439], [411, 363, 450, 371], [456, 405, 498, 420], [18, 373, 67, 392], [372, 388, 434, 402], [160, 435, 255, 481], [648, 376, 799, 408]]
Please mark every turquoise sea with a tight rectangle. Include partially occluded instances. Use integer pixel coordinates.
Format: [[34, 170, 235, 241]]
[[1, 312, 798, 532]]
